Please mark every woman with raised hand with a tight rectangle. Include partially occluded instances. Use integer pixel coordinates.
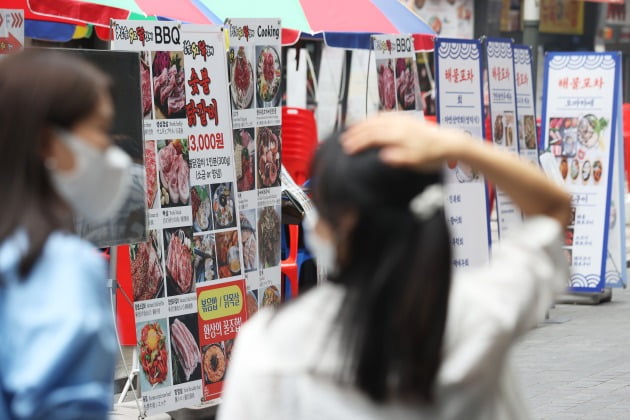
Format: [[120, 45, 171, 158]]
[[219, 113, 570, 420]]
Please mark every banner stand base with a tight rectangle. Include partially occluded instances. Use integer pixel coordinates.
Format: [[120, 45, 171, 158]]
[[555, 288, 613, 305]]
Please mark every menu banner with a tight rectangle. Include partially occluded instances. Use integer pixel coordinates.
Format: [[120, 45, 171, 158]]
[[112, 21, 246, 415], [227, 18, 283, 317], [541, 52, 621, 292], [513, 45, 539, 165], [485, 38, 523, 239], [434, 38, 491, 270], [371, 34, 423, 118], [197, 280, 247, 401]]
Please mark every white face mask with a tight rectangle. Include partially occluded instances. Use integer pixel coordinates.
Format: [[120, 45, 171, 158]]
[[303, 210, 337, 273], [48, 129, 132, 223]]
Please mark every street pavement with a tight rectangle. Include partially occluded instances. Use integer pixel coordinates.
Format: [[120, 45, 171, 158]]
[[514, 286, 630, 419], [111, 288, 630, 419]]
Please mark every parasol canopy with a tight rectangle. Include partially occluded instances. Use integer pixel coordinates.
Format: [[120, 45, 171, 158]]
[[27, 0, 434, 50]]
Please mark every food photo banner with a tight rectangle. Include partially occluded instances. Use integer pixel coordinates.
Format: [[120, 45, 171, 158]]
[[541, 52, 621, 292], [227, 18, 283, 317], [485, 38, 523, 239], [111, 21, 248, 415], [371, 34, 423, 118], [434, 38, 491, 270], [513, 45, 539, 166]]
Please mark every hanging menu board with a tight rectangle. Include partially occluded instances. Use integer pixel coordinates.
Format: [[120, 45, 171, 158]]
[[513, 45, 539, 165], [227, 18, 283, 315], [111, 21, 247, 415], [434, 38, 491, 269], [485, 38, 523, 238], [371, 34, 423, 118], [541, 52, 622, 292]]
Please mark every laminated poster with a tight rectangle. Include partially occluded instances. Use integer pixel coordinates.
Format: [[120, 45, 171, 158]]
[[111, 21, 247, 415], [541, 52, 625, 292], [434, 38, 491, 270], [485, 38, 523, 239], [227, 18, 283, 316], [372, 34, 424, 118], [513, 45, 539, 166]]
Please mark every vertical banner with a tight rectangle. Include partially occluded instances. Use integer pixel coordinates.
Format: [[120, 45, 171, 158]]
[[541, 52, 621, 292], [227, 19, 283, 317], [485, 38, 523, 238], [112, 21, 246, 414], [372, 34, 424, 118], [0, 9, 24, 54], [434, 38, 491, 269], [197, 280, 247, 401], [513, 45, 539, 165], [182, 25, 248, 402]]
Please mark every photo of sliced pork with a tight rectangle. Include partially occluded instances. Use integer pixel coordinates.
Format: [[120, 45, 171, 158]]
[[151, 51, 186, 119], [171, 318, 201, 383], [131, 233, 163, 302], [144, 141, 158, 209], [157, 140, 190, 207], [165, 228, 193, 295], [377, 59, 396, 110]]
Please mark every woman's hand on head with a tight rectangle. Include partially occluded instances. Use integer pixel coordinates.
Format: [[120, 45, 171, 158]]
[[341, 113, 466, 172]]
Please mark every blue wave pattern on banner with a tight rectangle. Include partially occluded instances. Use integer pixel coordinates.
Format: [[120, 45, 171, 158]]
[[571, 273, 602, 288], [437, 42, 480, 60], [605, 270, 622, 287], [487, 41, 513, 59], [549, 54, 617, 71], [513, 48, 531, 65]]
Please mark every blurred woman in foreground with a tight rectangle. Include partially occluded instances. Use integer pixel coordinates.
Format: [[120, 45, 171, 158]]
[[0, 51, 130, 419], [219, 113, 570, 419]]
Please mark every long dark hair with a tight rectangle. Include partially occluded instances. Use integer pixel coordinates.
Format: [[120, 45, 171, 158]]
[[310, 134, 452, 403], [0, 50, 110, 278]]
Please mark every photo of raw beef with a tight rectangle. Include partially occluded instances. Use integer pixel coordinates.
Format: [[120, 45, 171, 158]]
[[377, 59, 396, 110], [140, 52, 152, 118], [170, 316, 201, 384], [131, 231, 164, 302], [395, 57, 418, 111], [144, 140, 158, 209], [164, 228, 193, 296], [152, 51, 186, 119], [157, 139, 190, 207]]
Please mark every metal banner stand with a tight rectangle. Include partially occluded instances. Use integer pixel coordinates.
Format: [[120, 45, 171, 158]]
[[107, 245, 144, 418]]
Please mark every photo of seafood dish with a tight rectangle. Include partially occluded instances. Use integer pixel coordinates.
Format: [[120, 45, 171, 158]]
[[547, 117, 578, 157], [377, 59, 396, 110], [193, 234, 217, 283], [131, 230, 164, 302], [593, 160, 603, 183], [164, 228, 193, 296], [559, 158, 568, 180], [561, 130, 577, 157], [247, 291, 258, 319], [582, 160, 592, 182], [152, 51, 186, 119], [216, 230, 241, 279], [158, 139, 190, 207], [256, 46, 281, 107], [577, 114, 601, 148], [455, 162, 479, 183], [395, 58, 418, 111], [240, 211, 258, 273], [138, 321, 170, 388], [234, 128, 255, 192], [144, 140, 158, 209], [523, 115, 537, 150], [170, 316, 201, 384], [211, 183, 236, 229], [140, 51, 152, 119], [503, 112, 514, 147], [202, 343, 226, 384], [258, 206, 281, 269], [261, 285, 280, 309], [230, 46, 254, 110], [493, 115, 503, 144], [570, 159, 579, 180], [191, 185, 212, 232], [256, 126, 281, 188]]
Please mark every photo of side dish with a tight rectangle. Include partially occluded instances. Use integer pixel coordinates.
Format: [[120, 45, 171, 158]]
[[261, 285, 281, 309], [559, 158, 568, 180], [582, 160, 592, 182], [593, 160, 603, 183]]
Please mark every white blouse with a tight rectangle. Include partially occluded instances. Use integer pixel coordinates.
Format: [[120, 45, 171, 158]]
[[218, 216, 567, 420]]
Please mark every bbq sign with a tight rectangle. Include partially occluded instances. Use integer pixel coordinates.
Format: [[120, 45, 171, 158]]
[[371, 34, 423, 114], [111, 21, 182, 47]]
